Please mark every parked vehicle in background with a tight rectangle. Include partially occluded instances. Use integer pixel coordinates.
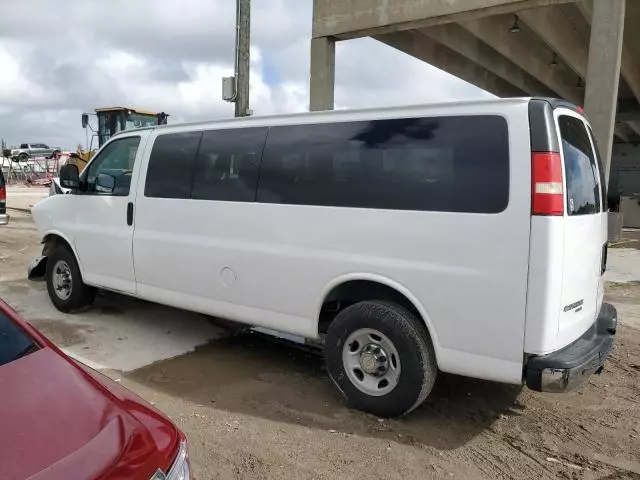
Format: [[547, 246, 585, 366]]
[[0, 167, 7, 225], [10, 143, 61, 161], [0, 297, 191, 480], [29, 97, 617, 417]]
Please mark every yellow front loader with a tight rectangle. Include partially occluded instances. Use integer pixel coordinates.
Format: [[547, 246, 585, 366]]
[[71, 107, 169, 172]]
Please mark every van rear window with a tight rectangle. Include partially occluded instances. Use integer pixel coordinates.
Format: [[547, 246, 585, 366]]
[[558, 116, 601, 215], [586, 125, 607, 210]]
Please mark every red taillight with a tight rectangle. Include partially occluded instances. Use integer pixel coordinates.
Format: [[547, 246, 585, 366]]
[[532, 152, 563, 216], [576, 105, 585, 114], [0, 185, 6, 202]]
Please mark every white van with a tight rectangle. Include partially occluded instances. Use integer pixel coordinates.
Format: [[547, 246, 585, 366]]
[[29, 98, 616, 417]]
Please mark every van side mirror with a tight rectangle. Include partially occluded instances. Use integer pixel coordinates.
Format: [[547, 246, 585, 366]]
[[60, 164, 80, 189], [95, 173, 115, 194], [81, 113, 89, 129]]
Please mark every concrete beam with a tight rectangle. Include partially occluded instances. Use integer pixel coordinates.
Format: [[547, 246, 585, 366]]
[[629, 122, 640, 138], [615, 126, 630, 143], [617, 109, 640, 123], [519, 5, 640, 139], [583, 0, 625, 179], [625, 0, 640, 62], [313, 0, 580, 40], [374, 30, 526, 98], [419, 23, 554, 97], [578, 1, 640, 102], [458, 15, 583, 104], [614, 104, 640, 141], [518, 7, 589, 79], [309, 37, 336, 111], [579, 1, 640, 142], [616, 100, 640, 139]]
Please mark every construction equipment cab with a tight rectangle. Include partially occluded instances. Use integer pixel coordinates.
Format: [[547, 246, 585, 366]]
[[51, 107, 169, 195], [73, 107, 169, 172], [29, 98, 616, 417], [90, 107, 169, 148]]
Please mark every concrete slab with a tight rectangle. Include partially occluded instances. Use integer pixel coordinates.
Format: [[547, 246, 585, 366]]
[[0, 209, 227, 372], [0, 279, 226, 372], [5, 185, 49, 212], [605, 247, 640, 284]]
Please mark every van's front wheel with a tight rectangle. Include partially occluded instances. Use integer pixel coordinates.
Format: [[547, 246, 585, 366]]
[[325, 300, 437, 417], [46, 245, 95, 313]]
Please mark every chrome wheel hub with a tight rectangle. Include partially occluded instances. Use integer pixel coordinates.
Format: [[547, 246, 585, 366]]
[[52, 260, 72, 301], [342, 328, 401, 396], [359, 343, 389, 376]]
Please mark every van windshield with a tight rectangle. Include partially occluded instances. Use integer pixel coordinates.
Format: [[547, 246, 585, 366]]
[[559, 115, 601, 215]]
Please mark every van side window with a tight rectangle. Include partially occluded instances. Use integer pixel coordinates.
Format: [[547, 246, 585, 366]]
[[257, 116, 509, 213], [559, 116, 600, 215], [145, 132, 202, 199], [191, 127, 267, 202], [82, 136, 141, 196]]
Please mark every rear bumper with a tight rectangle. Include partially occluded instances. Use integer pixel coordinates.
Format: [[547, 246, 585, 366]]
[[526, 303, 617, 393], [0, 213, 9, 225]]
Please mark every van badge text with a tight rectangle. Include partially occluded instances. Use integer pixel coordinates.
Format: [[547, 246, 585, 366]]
[[563, 299, 584, 312]]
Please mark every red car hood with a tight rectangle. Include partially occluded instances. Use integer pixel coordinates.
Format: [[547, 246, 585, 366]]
[[0, 348, 179, 480]]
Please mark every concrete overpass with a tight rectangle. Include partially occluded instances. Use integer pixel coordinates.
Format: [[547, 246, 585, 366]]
[[309, 0, 640, 181]]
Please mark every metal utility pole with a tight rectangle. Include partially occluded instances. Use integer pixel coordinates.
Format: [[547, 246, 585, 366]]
[[234, 0, 251, 117]]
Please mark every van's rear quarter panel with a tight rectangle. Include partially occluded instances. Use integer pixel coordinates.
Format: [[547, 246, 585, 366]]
[[524, 217, 565, 354], [133, 102, 532, 384]]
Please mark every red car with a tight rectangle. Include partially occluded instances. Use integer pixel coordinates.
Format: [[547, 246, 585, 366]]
[[0, 297, 191, 480]]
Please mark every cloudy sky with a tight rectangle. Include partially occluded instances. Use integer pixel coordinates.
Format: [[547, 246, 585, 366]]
[[0, 0, 489, 150]]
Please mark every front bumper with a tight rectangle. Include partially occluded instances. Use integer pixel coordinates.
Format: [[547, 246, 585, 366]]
[[0, 213, 9, 225], [526, 303, 617, 393]]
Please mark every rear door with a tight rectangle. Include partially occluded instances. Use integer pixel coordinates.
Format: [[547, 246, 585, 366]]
[[555, 109, 606, 346]]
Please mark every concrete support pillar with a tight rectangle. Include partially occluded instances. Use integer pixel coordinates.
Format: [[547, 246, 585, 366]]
[[309, 37, 335, 111], [584, 0, 625, 182]]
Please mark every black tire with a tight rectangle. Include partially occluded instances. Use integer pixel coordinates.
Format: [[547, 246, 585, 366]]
[[46, 244, 95, 313], [325, 300, 437, 418], [18, 153, 28, 162]]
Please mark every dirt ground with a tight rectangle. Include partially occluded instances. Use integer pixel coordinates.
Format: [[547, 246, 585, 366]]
[[1, 208, 639, 479]]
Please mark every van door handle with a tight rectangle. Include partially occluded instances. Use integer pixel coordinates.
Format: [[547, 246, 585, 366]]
[[127, 202, 134, 226]]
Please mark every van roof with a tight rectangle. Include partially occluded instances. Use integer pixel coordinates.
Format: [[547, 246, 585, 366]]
[[112, 97, 580, 137]]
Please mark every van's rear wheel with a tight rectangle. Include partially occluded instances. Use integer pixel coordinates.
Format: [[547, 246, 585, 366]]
[[325, 300, 437, 417], [46, 245, 95, 313]]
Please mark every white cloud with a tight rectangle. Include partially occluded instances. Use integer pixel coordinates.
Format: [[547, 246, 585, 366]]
[[0, 45, 56, 108], [335, 38, 493, 110], [0, 0, 488, 149]]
